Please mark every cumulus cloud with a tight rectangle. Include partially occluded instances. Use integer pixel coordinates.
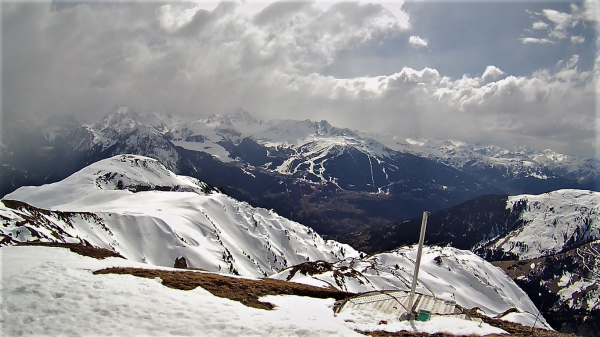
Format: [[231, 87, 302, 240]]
[[482, 66, 505, 80], [408, 35, 428, 47], [532, 21, 549, 30]]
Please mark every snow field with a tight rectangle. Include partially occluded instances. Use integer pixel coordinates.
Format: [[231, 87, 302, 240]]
[[1, 246, 508, 336]]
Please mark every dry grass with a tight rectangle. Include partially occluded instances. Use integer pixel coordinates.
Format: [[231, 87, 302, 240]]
[[94, 266, 353, 310], [16, 240, 125, 259]]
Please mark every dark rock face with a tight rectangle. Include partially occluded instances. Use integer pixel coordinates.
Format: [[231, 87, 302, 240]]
[[174, 256, 188, 269]]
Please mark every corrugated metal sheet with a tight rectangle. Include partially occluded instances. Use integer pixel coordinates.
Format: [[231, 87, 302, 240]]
[[338, 290, 456, 316]]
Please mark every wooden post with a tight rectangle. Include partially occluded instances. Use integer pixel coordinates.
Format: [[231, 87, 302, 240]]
[[406, 211, 430, 319]]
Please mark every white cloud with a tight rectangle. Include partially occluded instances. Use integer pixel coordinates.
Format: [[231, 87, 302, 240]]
[[408, 35, 428, 47], [582, 0, 599, 22], [3, 2, 597, 157], [571, 35, 585, 44], [522, 3, 597, 46], [520, 37, 555, 44], [542, 9, 574, 32], [482, 66, 505, 80]]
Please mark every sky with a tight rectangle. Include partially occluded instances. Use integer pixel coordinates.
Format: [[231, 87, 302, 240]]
[[2, 0, 599, 157]]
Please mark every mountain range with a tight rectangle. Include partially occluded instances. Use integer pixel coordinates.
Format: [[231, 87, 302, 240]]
[[2, 107, 599, 334], [1, 153, 553, 331], [2, 107, 597, 237]]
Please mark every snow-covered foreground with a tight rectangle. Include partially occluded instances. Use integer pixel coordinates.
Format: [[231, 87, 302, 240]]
[[1, 246, 509, 336]]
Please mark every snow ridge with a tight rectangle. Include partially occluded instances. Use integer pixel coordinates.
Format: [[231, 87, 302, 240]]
[[2, 155, 359, 277], [483, 189, 600, 260]]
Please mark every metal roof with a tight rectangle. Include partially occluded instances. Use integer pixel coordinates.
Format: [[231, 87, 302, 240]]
[[338, 290, 457, 316]]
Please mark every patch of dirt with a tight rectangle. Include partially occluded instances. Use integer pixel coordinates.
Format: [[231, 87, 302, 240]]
[[15, 241, 125, 260], [94, 267, 354, 310]]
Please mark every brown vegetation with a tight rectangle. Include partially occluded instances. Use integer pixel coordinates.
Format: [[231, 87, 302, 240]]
[[94, 267, 354, 310], [16, 241, 124, 259]]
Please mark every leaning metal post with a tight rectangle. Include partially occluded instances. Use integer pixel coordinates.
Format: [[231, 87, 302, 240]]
[[405, 211, 430, 320]]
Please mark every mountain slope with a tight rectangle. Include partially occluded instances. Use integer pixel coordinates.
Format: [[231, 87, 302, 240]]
[[479, 190, 599, 260], [340, 189, 600, 260], [493, 241, 600, 335], [2, 155, 359, 277], [271, 245, 552, 329]]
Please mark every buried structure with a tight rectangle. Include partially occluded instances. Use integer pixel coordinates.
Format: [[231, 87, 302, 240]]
[[335, 289, 462, 321], [336, 212, 481, 324]]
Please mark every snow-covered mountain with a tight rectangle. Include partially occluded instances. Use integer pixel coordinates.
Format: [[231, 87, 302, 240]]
[[478, 189, 599, 260], [342, 189, 599, 260], [2, 155, 359, 277], [1, 154, 560, 332], [370, 135, 598, 193], [271, 245, 552, 329], [2, 107, 596, 237]]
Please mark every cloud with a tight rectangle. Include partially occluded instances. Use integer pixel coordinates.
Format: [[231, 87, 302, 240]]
[[532, 21, 549, 30], [542, 9, 574, 34], [520, 37, 555, 44], [482, 66, 504, 80], [2, 2, 597, 158], [408, 35, 428, 47], [521, 2, 598, 46]]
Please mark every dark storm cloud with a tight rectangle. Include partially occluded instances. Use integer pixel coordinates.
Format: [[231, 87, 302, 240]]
[[2, 1, 597, 158]]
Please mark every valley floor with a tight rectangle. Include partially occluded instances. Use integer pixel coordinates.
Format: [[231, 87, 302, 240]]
[[0, 243, 580, 337]]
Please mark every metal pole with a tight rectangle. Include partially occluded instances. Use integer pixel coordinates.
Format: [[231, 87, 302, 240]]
[[406, 211, 430, 319]]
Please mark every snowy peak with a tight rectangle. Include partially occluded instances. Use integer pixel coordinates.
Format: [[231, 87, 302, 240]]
[[5, 155, 214, 209], [207, 109, 258, 126], [1, 155, 360, 277], [90, 155, 216, 194]]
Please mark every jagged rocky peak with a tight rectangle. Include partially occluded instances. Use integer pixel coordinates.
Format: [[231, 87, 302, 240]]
[[227, 109, 258, 124]]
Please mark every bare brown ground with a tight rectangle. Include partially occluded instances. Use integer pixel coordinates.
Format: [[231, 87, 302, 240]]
[[16, 240, 125, 259], [94, 267, 353, 310]]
